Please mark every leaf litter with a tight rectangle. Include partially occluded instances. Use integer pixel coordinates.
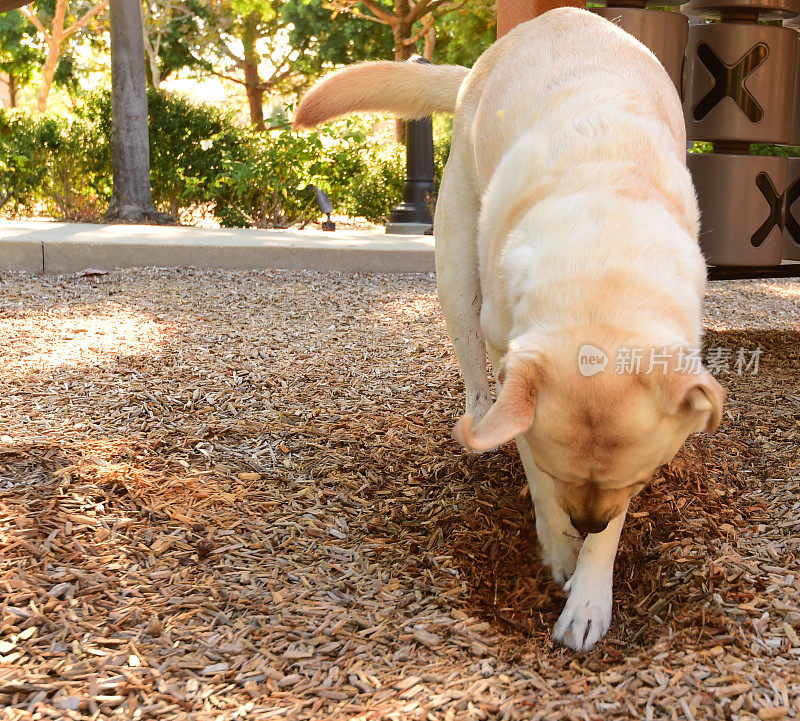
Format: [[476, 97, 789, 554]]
[[0, 268, 798, 720]]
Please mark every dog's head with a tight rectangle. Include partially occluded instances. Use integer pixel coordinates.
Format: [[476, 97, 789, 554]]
[[453, 346, 725, 534]]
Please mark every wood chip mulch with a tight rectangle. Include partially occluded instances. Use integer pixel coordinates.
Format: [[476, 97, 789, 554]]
[[0, 268, 798, 720]]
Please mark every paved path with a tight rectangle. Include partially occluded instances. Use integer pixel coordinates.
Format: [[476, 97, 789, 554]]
[[0, 220, 434, 274]]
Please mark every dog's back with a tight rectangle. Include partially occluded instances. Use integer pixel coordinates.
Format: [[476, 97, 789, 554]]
[[473, 14, 704, 355], [465, 9, 684, 186]]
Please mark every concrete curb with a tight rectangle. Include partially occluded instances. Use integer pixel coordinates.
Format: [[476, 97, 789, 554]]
[[0, 221, 435, 275], [1, 239, 43, 273]]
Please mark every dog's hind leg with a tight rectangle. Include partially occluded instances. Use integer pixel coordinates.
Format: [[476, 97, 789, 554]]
[[434, 146, 493, 421], [516, 438, 581, 585]]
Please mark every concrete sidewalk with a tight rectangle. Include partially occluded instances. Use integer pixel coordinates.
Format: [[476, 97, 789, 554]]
[[0, 220, 435, 274]]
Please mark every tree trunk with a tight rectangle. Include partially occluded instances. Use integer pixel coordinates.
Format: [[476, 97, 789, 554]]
[[8, 74, 18, 108], [241, 12, 265, 130], [143, 35, 161, 87], [423, 26, 435, 60], [106, 0, 160, 222], [392, 19, 415, 143], [37, 35, 61, 111], [245, 77, 265, 130], [36, 0, 67, 112], [392, 21, 415, 61]]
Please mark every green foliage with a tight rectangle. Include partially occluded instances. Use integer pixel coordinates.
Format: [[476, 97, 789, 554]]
[[79, 89, 242, 216], [142, 0, 206, 84], [282, 0, 393, 85], [433, 1, 495, 67], [53, 54, 80, 94], [1, 91, 437, 226], [750, 144, 800, 158], [147, 91, 247, 217], [75, 90, 329, 226], [211, 120, 326, 227], [21, 0, 110, 102], [689, 141, 800, 157], [314, 115, 452, 224], [0, 108, 110, 217], [0, 11, 41, 99], [0, 110, 46, 212], [161, 0, 298, 124], [321, 125, 405, 222]]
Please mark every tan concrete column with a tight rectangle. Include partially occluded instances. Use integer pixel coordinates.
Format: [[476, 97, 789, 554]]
[[497, 0, 585, 37], [0, 0, 32, 10]]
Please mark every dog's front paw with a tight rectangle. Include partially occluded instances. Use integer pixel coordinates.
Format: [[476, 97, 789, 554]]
[[541, 536, 580, 586], [552, 578, 612, 652], [536, 516, 581, 586]]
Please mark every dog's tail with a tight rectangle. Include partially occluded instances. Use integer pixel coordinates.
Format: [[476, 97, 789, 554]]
[[293, 61, 469, 130]]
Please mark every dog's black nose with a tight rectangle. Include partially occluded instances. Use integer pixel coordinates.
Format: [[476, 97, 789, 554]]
[[570, 516, 609, 535]]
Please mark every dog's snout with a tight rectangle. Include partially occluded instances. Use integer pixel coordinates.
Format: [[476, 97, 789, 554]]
[[570, 515, 609, 535]]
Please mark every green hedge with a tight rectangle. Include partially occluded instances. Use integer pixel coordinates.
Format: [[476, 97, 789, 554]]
[[688, 141, 800, 158], [0, 110, 110, 219], [0, 90, 450, 227]]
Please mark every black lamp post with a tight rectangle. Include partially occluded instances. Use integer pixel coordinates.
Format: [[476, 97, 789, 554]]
[[386, 56, 435, 235]]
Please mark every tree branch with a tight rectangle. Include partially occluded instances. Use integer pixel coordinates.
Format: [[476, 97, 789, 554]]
[[18, 6, 51, 43], [406, 0, 431, 24], [350, 11, 389, 24], [359, 0, 395, 22], [219, 41, 245, 69], [203, 65, 247, 87], [325, 0, 394, 24], [266, 61, 295, 86], [63, 0, 109, 39], [437, 0, 467, 14], [409, 0, 455, 21], [180, 49, 247, 86], [403, 14, 434, 45]]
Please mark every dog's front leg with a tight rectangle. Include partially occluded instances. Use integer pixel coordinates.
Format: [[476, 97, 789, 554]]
[[552, 506, 627, 651], [516, 440, 581, 585]]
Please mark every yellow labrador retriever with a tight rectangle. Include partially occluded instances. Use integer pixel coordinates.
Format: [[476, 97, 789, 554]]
[[294, 7, 725, 651]]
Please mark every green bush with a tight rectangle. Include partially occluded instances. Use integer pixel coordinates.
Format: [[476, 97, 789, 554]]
[[750, 144, 800, 158], [0, 110, 45, 214], [35, 113, 111, 219], [0, 109, 109, 218], [316, 115, 451, 224], [78, 91, 323, 226], [0, 92, 452, 227], [689, 141, 800, 158], [320, 121, 405, 223], [341, 141, 405, 222], [78, 91, 371, 226], [211, 120, 327, 228]]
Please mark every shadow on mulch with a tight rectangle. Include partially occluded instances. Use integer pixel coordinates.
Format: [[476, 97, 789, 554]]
[[4, 313, 796, 672], [432, 440, 747, 656], [382, 328, 797, 661]]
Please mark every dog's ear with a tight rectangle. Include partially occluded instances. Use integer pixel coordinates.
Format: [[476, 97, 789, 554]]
[[667, 369, 726, 433], [453, 355, 540, 452]]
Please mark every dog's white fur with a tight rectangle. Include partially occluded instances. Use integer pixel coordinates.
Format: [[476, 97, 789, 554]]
[[295, 8, 725, 651]]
